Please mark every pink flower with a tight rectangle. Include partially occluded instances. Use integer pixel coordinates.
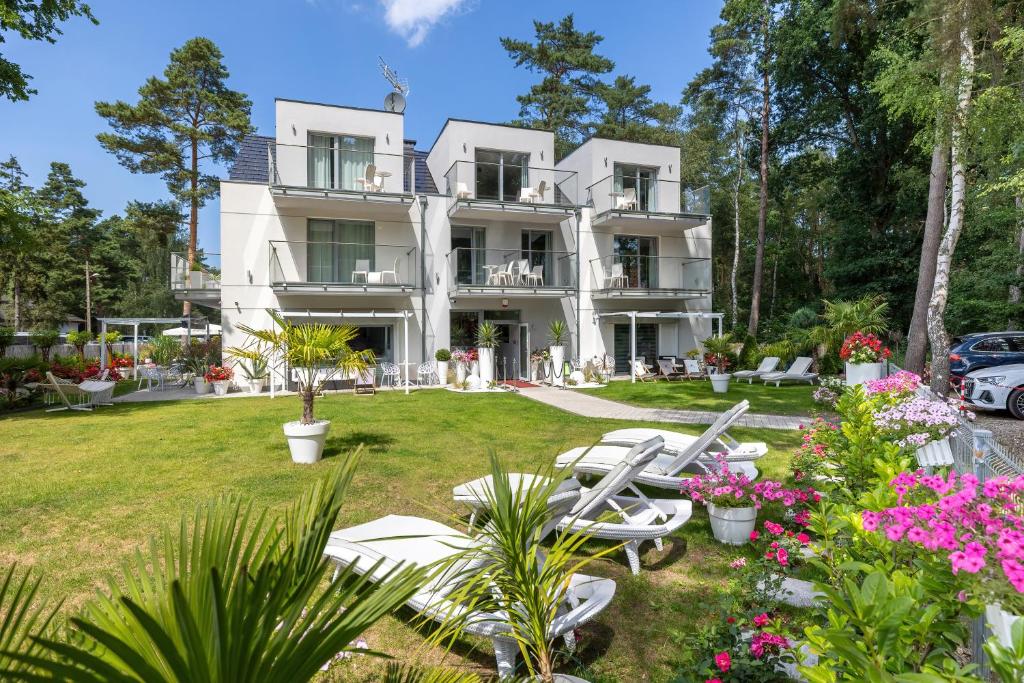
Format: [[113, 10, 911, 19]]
[[749, 530, 760, 541], [776, 547, 789, 566], [729, 557, 748, 569], [714, 651, 731, 672], [752, 612, 770, 627], [764, 521, 784, 535]]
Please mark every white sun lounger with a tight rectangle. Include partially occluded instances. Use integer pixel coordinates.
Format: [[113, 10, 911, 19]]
[[323, 481, 615, 677], [454, 437, 693, 575], [761, 356, 818, 386], [43, 371, 116, 412], [732, 356, 780, 384]]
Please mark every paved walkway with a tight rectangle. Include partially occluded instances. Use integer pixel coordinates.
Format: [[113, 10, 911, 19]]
[[519, 386, 806, 430]]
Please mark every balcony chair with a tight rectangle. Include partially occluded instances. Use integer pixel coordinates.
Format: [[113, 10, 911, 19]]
[[351, 259, 370, 284], [454, 181, 472, 199], [496, 261, 516, 286], [518, 180, 548, 203], [514, 259, 530, 285], [615, 187, 638, 210], [379, 257, 400, 285], [357, 164, 383, 192], [525, 264, 544, 286], [603, 263, 626, 289]]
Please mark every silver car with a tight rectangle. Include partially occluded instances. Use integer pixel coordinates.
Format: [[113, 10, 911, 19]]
[[963, 364, 1024, 420]]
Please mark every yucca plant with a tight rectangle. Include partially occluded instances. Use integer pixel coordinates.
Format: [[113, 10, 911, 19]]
[[0, 565, 60, 677], [431, 455, 618, 682], [0, 453, 445, 682], [475, 321, 500, 350], [548, 320, 568, 347]]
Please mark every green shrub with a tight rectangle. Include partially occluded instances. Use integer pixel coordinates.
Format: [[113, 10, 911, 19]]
[[29, 329, 60, 362], [0, 327, 13, 357], [65, 330, 93, 358], [434, 348, 452, 362], [737, 333, 758, 369]]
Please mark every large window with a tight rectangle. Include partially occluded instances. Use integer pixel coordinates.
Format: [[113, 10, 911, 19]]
[[307, 134, 374, 191], [307, 219, 374, 283], [613, 164, 658, 211], [521, 230, 553, 285], [451, 226, 487, 285], [613, 324, 658, 371], [612, 235, 659, 288], [476, 149, 528, 202], [350, 326, 392, 362]]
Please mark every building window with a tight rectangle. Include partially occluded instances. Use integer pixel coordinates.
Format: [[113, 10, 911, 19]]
[[613, 324, 658, 371], [475, 149, 528, 202], [307, 219, 374, 284], [521, 229, 553, 286], [451, 226, 487, 285], [612, 235, 659, 288], [307, 134, 374, 191], [613, 163, 658, 211], [350, 326, 392, 362]]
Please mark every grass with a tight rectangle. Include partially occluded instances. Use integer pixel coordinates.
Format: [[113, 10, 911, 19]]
[[580, 378, 817, 416], [0, 390, 801, 682]]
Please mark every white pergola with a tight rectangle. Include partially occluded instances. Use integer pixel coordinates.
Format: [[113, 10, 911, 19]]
[[97, 316, 212, 379], [592, 311, 725, 383], [275, 310, 414, 396]]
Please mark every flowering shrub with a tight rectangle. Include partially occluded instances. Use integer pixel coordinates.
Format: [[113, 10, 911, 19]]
[[864, 370, 920, 397], [673, 606, 796, 682], [872, 395, 962, 448], [203, 365, 233, 382], [812, 385, 839, 408], [704, 351, 731, 372], [839, 331, 891, 364], [791, 417, 841, 484], [863, 470, 1024, 612], [451, 349, 478, 365], [680, 456, 818, 510], [111, 355, 134, 369]]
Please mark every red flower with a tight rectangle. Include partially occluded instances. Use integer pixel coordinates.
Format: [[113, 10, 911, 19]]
[[752, 612, 771, 628], [714, 651, 731, 672], [726, 616, 735, 624], [749, 530, 760, 541], [797, 533, 810, 544], [705, 680, 723, 683]]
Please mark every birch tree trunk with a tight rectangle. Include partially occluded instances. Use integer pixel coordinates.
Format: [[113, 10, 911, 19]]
[[1010, 194, 1023, 326], [731, 114, 745, 330], [747, 16, 770, 337], [928, 15, 974, 396]]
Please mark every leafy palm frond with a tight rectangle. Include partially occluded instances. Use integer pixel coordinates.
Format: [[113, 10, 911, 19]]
[[5, 453, 431, 682], [0, 565, 61, 677], [384, 662, 484, 683]]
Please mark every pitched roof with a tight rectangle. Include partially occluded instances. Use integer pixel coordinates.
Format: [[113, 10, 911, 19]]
[[228, 135, 275, 183]]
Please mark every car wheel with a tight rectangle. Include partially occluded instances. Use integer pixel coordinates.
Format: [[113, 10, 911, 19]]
[[1009, 388, 1024, 420]]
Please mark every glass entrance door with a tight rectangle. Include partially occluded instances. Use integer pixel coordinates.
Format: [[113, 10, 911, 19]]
[[519, 323, 530, 381], [613, 323, 658, 372], [612, 235, 658, 288], [476, 149, 528, 201], [451, 226, 486, 284], [521, 230, 553, 286], [613, 164, 657, 211]]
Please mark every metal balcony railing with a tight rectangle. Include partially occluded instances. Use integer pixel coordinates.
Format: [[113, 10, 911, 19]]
[[585, 175, 709, 216], [443, 160, 578, 209], [269, 241, 417, 289], [268, 142, 413, 197], [447, 247, 576, 291], [589, 254, 710, 293], [170, 253, 221, 290]]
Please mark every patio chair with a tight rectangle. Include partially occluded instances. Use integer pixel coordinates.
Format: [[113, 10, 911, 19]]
[[379, 257, 400, 285], [42, 371, 116, 412], [518, 180, 548, 203], [495, 261, 516, 286], [632, 360, 659, 382], [380, 362, 401, 389], [357, 164, 383, 192], [416, 362, 436, 386], [524, 264, 544, 286], [455, 436, 692, 575], [323, 479, 615, 677], [682, 358, 706, 380], [761, 356, 818, 387], [656, 359, 684, 381], [603, 263, 626, 289], [615, 187, 638, 210], [454, 181, 472, 199], [514, 259, 530, 285], [137, 366, 166, 391], [351, 259, 370, 284], [555, 401, 756, 489], [733, 356, 780, 384], [353, 367, 376, 395]]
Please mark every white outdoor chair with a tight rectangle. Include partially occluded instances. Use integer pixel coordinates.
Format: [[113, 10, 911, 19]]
[[603, 263, 626, 288], [454, 181, 472, 199], [137, 366, 166, 391], [600, 423, 767, 478], [379, 362, 401, 389], [42, 371, 115, 412], [524, 264, 544, 286], [615, 187, 638, 210], [416, 362, 436, 386], [379, 257, 400, 285], [632, 360, 659, 382], [514, 259, 530, 285], [518, 180, 548, 203], [761, 356, 818, 387], [682, 358, 706, 380], [357, 164, 383, 192], [351, 259, 370, 284], [733, 356, 781, 384], [495, 261, 516, 286]]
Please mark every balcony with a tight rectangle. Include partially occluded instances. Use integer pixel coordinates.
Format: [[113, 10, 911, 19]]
[[170, 253, 221, 303], [447, 248, 576, 297], [589, 255, 710, 301], [269, 241, 417, 295], [444, 160, 578, 224], [585, 176, 710, 231], [267, 142, 415, 219]]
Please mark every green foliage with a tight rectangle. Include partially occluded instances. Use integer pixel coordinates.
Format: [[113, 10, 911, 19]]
[[737, 333, 758, 368], [475, 321, 499, 349], [0, 327, 13, 356], [64, 329, 92, 350], [985, 617, 1024, 683], [148, 335, 181, 366], [101, 331, 122, 345], [28, 329, 58, 361], [0, 565, 61, 675], [702, 334, 734, 372], [547, 319, 568, 346], [434, 348, 451, 362]]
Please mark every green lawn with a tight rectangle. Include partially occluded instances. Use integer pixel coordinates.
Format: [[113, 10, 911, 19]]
[[580, 378, 817, 416], [0, 390, 800, 682]]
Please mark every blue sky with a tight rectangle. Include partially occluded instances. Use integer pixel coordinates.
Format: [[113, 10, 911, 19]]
[[1, 0, 722, 255]]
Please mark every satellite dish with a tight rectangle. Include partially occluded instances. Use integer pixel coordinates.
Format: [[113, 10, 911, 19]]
[[384, 91, 406, 113]]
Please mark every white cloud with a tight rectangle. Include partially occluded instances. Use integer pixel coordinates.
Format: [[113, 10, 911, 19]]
[[379, 0, 470, 47]]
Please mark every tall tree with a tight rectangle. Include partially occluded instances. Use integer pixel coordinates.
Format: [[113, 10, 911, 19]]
[[0, 0, 97, 101], [95, 37, 252, 315], [0, 157, 37, 328], [748, 0, 775, 337], [592, 75, 681, 145], [501, 15, 614, 158]]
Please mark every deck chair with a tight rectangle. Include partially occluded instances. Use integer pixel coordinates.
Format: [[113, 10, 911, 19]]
[[733, 356, 780, 384], [351, 259, 370, 284], [353, 367, 376, 395], [615, 187, 638, 210], [555, 401, 755, 488], [455, 437, 692, 575], [43, 371, 115, 412], [682, 358, 706, 380], [761, 356, 818, 386], [632, 360, 659, 382], [656, 358, 684, 381], [324, 478, 615, 677]]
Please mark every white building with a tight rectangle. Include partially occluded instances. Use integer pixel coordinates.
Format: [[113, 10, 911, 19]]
[[175, 97, 718, 383]]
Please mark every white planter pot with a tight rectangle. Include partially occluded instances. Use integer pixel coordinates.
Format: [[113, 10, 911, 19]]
[[471, 360, 479, 377], [283, 419, 330, 464], [915, 436, 954, 467], [531, 363, 540, 382], [709, 373, 732, 394], [194, 377, 211, 395], [478, 348, 494, 384], [247, 378, 266, 395], [986, 603, 1022, 648], [707, 503, 757, 545], [550, 345, 566, 387], [845, 362, 884, 386], [456, 362, 467, 384], [436, 360, 448, 386], [212, 380, 231, 396]]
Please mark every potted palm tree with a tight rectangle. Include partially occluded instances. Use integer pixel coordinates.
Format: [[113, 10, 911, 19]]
[[230, 311, 374, 464], [548, 320, 568, 387], [703, 335, 734, 393], [476, 321, 499, 385]]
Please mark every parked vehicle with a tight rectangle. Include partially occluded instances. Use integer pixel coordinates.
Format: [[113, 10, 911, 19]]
[[948, 332, 1024, 383], [962, 363, 1024, 420]]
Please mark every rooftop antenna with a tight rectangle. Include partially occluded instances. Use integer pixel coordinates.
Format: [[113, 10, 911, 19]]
[[379, 57, 409, 113]]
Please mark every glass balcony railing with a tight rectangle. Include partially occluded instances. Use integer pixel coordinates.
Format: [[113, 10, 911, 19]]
[[170, 252, 221, 290], [589, 254, 710, 293], [269, 241, 417, 289], [585, 176, 709, 216], [268, 142, 413, 196], [447, 248, 576, 291], [443, 160, 578, 210]]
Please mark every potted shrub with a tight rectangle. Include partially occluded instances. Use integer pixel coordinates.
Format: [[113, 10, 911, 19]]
[[186, 261, 205, 288], [840, 331, 891, 386], [452, 350, 470, 385], [867, 374, 961, 466], [434, 348, 451, 386], [225, 348, 270, 395], [548, 320, 568, 387], [703, 335, 734, 394], [231, 310, 373, 464], [476, 322, 498, 385], [185, 356, 211, 394], [205, 365, 233, 396]]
